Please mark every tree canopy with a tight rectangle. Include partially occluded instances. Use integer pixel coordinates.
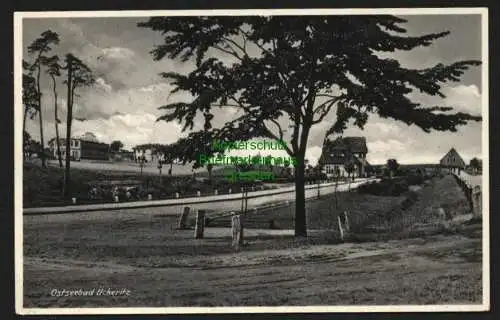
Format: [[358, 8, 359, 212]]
[[22, 60, 39, 123], [469, 157, 482, 169], [110, 140, 124, 152]]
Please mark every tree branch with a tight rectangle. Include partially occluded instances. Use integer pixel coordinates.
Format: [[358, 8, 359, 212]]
[[312, 99, 338, 124], [262, 122, 293, 155], [213, 44, 244, 61], [222, 36, 248, 58]]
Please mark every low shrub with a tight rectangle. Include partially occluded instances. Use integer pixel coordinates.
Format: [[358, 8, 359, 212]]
[[405, 174, 425, 186], [357, 178, 409, 196]]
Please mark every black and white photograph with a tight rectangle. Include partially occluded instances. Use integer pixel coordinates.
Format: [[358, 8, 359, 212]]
[[15, 8, 489, 314]]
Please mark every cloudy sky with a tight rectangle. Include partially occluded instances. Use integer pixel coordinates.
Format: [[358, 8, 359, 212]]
[[21, 14, 483, 165]]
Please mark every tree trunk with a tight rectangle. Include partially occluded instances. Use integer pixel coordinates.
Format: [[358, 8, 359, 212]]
[[334, 175, 339, 209], [64, 59, 73, 200], [36, 61, 46, 168], [348, 172, 351, 192], [294, 157, 307, 237], [52, 76, 63, 168], [23, 108, 28, 138]]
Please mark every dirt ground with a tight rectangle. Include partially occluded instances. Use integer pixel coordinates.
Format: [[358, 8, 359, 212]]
[[23, 214, 482, 307], [22, 174, 483, 307]]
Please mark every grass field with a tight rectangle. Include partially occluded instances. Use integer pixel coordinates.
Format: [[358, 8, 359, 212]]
[[23, 174, 482, 307]]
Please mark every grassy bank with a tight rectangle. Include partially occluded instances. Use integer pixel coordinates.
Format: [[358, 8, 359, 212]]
[[205, 174, 473, 241], [23, 162, 274, 208]]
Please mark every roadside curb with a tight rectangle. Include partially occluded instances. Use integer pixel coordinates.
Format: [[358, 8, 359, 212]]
[[23, 178, 378, 215]]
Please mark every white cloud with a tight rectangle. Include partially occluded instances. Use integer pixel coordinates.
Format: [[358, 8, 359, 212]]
[[305, 146, 323, 166], [441, 84, 481, 114], [100, 47, 136, 60], [95, 77, 112, 92]]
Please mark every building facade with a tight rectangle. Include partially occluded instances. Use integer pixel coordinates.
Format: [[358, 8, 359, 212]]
[[48, 132, 109, 161], [318, 136, 370, 178], [133, 144, 170, 163]]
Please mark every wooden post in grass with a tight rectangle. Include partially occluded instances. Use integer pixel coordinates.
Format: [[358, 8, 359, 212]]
[[239, 188, 247, 244], [472, 186, 482, 217], [343, 211, 350, 233], [338, 215, 345, 241], [194, 209, 205, 239], [239, 213, 245, 246], [317, 181, 320, 199], [232, 213, 243, 250], [177, 206, 190, 230]]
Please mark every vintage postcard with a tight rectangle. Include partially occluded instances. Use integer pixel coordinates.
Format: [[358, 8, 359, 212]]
[[15, 8, 489, 314]]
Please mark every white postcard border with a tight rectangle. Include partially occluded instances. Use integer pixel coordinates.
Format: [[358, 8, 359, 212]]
[[14, 7, 490, 315]]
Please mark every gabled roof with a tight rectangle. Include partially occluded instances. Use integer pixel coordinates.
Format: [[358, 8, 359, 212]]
[[439, 148, 466, 168], [319, 136, 368, 165], [326, 136, 368, 154], [319, 154, 346, 165]]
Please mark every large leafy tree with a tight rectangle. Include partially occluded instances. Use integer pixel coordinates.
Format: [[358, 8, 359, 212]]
[[386, 158, 400, 179], [139, 15, 481, 237], [63, 53, 95, 199], [27, 30, 60, 168], [469, 157, 482, 172], [162, 131, 219, 179], [110, 140, 124, 152]]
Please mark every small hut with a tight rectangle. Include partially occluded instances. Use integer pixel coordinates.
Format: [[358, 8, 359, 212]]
[[439, 148, 466, 174]]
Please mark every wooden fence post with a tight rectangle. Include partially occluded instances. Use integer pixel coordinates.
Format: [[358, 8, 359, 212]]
[[338, 215, 345, 242], [240, 214, 245, 246], [472, 186, 482, 217], [194, 209, 205, 239], [232, 213, 243, 250], [177, 206, 190, 230], [343, 211, 350, 233]]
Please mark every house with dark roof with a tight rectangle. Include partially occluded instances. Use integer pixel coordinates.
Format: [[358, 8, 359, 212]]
[[439, 147, 466, 174], [48, 132, 110, 161], [318, 136, 370, 178]]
